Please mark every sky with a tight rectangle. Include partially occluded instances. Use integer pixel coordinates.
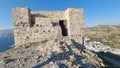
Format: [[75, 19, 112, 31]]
[[0, 0, 120, 29]]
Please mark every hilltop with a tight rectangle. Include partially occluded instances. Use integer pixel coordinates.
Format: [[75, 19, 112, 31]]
[[0, 39, 105, 68], [85, 25, 120, 48]]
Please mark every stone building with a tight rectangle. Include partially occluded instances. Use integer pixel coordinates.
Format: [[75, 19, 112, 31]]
[[12, 7, 84, 46]]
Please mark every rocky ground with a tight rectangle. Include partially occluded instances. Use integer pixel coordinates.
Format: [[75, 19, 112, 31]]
[[0, 39, 104, 68]]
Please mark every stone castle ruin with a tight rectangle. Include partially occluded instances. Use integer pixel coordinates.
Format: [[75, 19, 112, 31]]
[[12, 7, 84, 46]]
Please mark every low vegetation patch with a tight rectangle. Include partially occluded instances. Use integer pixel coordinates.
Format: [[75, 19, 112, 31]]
[[14, 40, 48, 49], [85, 25, 120, 48]]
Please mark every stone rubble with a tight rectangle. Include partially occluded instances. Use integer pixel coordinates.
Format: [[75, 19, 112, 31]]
[[0, 39, 104, 68]]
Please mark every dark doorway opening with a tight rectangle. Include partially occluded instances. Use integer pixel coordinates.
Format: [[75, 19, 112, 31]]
[[59, 20, 68, 36]]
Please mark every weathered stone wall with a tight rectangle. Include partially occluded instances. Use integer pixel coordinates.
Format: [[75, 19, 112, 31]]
[[29, 17, 62, 43], [65, 8, 84, 44], [66, 8, 84, 36], [12, 7, 31, 45], [31, 11, 65, 21], [12, 7, 84, 46]]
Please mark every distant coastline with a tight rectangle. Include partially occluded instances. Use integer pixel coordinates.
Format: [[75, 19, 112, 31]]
[[0, 29, 14, 52]]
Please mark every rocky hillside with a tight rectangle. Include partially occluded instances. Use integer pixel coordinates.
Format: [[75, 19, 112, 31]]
[[85, 25, 120, 48], [0, 39, 105, 68]]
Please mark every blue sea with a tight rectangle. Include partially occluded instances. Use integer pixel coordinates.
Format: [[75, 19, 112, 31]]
[[0, 36, 14, 52]]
